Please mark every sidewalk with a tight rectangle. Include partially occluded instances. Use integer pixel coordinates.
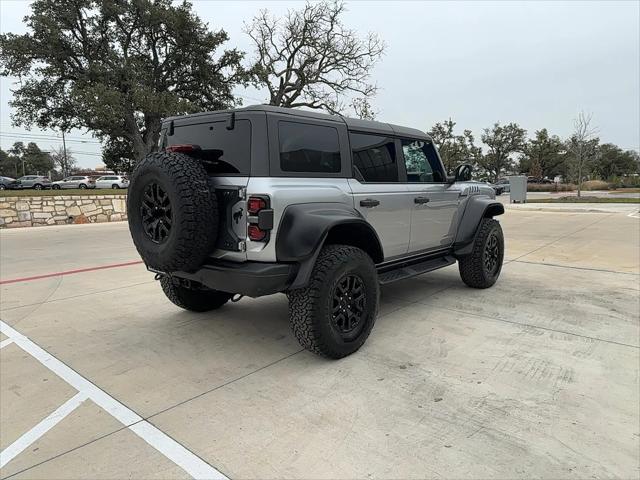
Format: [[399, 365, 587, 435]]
[[505, 202, 640, 215]]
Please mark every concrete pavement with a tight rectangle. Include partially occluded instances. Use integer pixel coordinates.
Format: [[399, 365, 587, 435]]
[[0, 210, 638, 479]]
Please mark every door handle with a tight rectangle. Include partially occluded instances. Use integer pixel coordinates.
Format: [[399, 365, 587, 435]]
[[360, 198, 380, 208], [414, 196, 430, 204]]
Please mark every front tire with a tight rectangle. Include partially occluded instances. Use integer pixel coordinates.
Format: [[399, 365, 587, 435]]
[[160, 277, 232, 312], [52, 184, 61, 190], [458, 218, 504, 289], [288, 245, 379, 359]]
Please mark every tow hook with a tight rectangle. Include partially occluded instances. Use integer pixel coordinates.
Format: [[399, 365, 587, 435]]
[[231, 294, 244, 303]]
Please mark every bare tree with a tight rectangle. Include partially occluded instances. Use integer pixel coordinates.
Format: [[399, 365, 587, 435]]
[[245, 0, 385, 114], [50, 146, 77, 178], [566, 112, 598, 197], [351, 97, 377, 120]]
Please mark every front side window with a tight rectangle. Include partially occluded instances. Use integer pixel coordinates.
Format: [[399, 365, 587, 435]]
[[350, 133, 398, 182], [401, 139, 445, 183], [279, 121, 341, 173]]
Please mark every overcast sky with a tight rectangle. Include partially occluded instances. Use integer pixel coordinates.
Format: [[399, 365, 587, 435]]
[[1, 0, 638, 169]]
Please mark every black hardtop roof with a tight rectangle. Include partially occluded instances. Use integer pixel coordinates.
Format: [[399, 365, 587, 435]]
[[165, 104, 430, 141]]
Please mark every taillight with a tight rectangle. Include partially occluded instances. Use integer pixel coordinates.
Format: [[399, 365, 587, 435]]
[[165, 144, 201, 153], [246, 195, 273, 243], [247, 197, 266, 214], [248, 225, 267, 241]]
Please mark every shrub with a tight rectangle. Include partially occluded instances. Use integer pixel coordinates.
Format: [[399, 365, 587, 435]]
[[527, 183, 575, 192], [581, 180, 611, 191], [610, 175, 640, 188]]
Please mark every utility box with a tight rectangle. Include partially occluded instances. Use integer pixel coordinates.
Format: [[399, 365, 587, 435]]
[[509, 176, 527, 203]]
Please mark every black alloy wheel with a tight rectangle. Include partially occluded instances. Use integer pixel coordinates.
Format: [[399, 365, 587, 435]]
[[141, 182, 173, 244], [331, 273, 367, 340], [483, 232, 500, 275]]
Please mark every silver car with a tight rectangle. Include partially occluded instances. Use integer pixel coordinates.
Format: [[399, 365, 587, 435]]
[[9, 175, 52, 190], [0, 176, 15, 190], [95, 175, 129, 189], [128, 105, 506, 359], [52, 175, 96, 189]]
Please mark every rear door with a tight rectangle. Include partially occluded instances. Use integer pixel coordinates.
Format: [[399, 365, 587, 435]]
[[401, 138, 461, 252], [347, 132, 411, 259]]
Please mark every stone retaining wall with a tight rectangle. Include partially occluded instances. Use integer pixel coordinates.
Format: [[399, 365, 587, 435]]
[[0, 194, 127, 228]]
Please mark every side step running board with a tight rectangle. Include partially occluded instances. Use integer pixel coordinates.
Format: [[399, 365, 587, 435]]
[[378, 256, 456, 285]]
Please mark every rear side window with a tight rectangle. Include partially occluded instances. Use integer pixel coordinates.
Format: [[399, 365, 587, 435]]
[[350, 133, 398, 182], [169, 119, 251, 175], [279, 121, 341, 173]]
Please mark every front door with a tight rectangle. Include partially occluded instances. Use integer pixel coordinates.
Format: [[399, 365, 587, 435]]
[[401, 138, 460, 252], [348, 133, 412, 259]]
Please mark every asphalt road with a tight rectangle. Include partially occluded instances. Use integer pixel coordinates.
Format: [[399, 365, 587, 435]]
[[1, 210, 639, 479]]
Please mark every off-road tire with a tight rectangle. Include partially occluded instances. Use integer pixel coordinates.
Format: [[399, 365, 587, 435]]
[[458, 218, 504, 289], [288, 245, 379, 359], [127, 151, 218, 273], [160, 277, 232, 312]]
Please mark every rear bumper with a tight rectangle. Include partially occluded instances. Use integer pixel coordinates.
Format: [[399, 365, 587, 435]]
[[160, 260, 298, 298]]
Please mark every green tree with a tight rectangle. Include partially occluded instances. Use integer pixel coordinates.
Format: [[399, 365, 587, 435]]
[[0, 0, 249, 162], [428, 119, 482, 173], [245, 0, 385, 114], [519, 128, 565, 178], [102, 136, 136, 174], [592, 143, 639, 180], [479, 122, 527, 182], [0, 147, 21, 177], [6, 142, 54, 176]]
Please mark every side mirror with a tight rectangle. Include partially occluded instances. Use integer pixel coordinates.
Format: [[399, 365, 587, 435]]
[[453, 164, 473, 182]]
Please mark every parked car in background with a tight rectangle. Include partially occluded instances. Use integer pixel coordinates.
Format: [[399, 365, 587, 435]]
[[0, 176, 15, 190], [95, 175, 129, 189], [7, 175, 52, 190], [527, 176, 553, 184], [492, 178, 510, 194], [51, 175, 96, 189]]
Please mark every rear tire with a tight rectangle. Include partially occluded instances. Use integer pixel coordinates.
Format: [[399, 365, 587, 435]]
[[33, 184, 43, 190], [458, 218, 504, 289], [112, 184, 119, 189], [79, 184, 87, 189], [52, 184, 61, 190], [160, 277, 232, 312], [288, 245, 379, 359]]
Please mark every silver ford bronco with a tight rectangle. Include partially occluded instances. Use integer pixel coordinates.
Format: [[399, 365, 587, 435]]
[[127, 105, 505, 358]]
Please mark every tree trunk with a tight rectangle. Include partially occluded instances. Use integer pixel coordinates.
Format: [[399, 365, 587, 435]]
[[577, 161, 582, 198]]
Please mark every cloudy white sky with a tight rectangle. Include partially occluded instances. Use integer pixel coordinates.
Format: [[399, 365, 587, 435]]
[[1, 0, 638, 169]]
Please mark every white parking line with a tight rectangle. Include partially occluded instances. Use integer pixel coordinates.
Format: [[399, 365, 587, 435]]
[[0, 320, 227, 480], [0, 338, 13, 349], [0, 392, 87, 469], [627, 210, 640, 219]]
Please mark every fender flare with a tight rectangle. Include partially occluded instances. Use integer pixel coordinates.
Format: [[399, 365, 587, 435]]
[[276, 203, 383, 289], [453, 196, 504, 257]]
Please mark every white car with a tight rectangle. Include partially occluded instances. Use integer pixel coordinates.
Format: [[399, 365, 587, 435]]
[[51, 175, 95, 189], [95, 175, 129, 189]]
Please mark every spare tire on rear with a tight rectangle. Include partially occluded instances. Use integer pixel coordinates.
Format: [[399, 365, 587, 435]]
[[127, 151, 218, 273]]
